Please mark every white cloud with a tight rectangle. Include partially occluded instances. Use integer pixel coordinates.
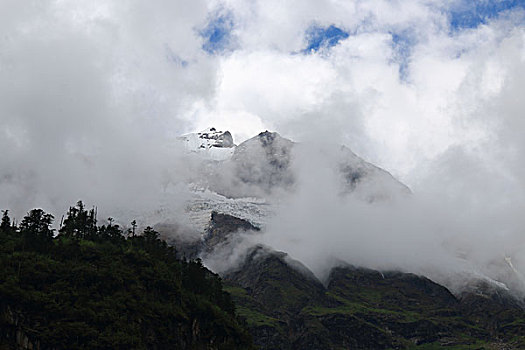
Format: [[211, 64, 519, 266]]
[[2, 0, 525, 292]]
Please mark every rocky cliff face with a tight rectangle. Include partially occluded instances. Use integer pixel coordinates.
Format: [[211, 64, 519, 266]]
[[204, 211, 260, 250]]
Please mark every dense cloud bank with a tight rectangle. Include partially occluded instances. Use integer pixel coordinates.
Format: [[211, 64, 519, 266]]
[[1, 1, 525, 292]]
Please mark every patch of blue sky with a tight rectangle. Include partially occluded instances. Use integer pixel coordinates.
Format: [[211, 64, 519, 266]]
[[303, 24, 349, 53], [448, 0, 524, 30], [200, 11, 235, 55], [390, 30, 417, 81]]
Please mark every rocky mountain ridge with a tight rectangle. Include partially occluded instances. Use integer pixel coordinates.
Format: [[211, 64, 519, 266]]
[[177, 128, 410, 201], [164, 128, 525, 348], [201, 212, 525, 349]]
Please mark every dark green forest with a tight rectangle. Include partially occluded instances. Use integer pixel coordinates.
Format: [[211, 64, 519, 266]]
[[0, 202, 253, 350]]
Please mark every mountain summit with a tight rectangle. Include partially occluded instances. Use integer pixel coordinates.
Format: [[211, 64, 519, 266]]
[[178, 127, 235, 160], [230, 131, 295, 194], [178, 128, 410, 201]]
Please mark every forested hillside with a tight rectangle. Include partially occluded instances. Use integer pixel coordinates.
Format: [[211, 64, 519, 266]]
[[0, 202, 253, 350]]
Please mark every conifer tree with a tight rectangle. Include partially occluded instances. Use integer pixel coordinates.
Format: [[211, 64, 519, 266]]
[[131, 220, 137, 237], [19, 209, 54, 247], [59, 200, 97, 238], [0, 209, 11, 232]]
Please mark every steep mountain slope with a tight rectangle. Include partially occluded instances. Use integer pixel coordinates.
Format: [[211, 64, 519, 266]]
[[201, 130, 410, 200], [193, 210, 525, 349], [164, 128, 525, 348], [224, 247, 525, 349], [204, 211, 260, 251], [171, 128, 525, 308], [336, 144, 411, 200], [228, 131, 295, 195], [174, 128, 409, 203]]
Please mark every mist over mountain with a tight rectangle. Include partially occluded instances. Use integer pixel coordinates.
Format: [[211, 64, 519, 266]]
[[127, 127, 525, 305], [1, 1, 525, 347], [4, 121, 525, 301]]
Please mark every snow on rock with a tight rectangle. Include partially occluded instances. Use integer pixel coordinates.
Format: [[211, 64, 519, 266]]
[[178, 127, 235, 161], [156, 128, 412, 232], [185, 187, 270, 232]]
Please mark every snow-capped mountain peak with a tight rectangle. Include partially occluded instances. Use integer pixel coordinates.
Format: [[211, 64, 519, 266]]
[[196, 127, 235, 148], [178, 127, 235, 160]]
